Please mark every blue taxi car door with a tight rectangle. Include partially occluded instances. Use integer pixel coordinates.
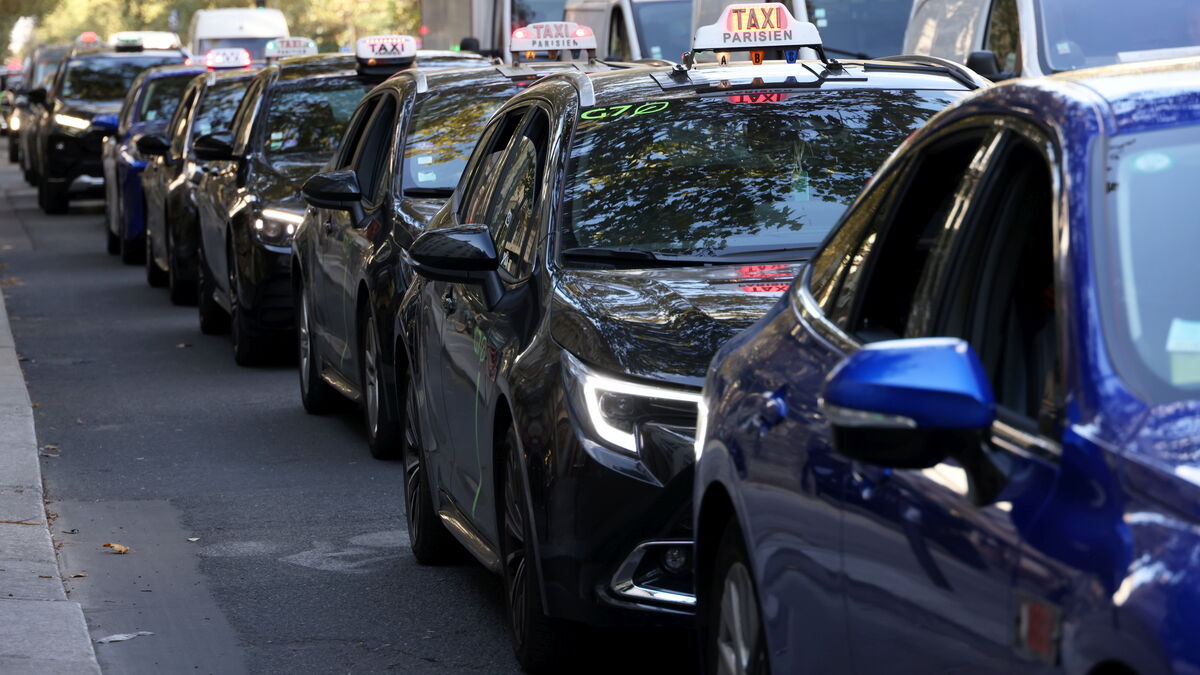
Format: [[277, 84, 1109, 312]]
[[830, 127, 1044, 672], [436, 106, 538, 528]]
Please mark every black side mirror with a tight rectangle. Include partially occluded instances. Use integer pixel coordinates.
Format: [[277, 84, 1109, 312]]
[[27, 88, 46, 105], [193, 132, 235, 161], [302, 169, 362, 210], [135, 134, 170, 157], [409, 225, 504, 307], [966, 50, 1016, 82]]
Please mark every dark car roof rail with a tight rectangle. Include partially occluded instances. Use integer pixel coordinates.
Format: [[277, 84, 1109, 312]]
[[868, 55, 991, 90], [536, 69, 597, 107], [650, 61, 866, 92]]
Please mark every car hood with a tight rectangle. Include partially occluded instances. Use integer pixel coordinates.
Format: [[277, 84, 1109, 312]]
[[550, 263, 802, 387], [61, 99, 123, 117]]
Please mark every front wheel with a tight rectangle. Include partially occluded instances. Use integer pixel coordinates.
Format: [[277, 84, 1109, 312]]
[[402, 372, 460, 564], [230, 258, 268, 366], [706, 519, 769, 675], [143, 233, 166, 284], [363, 312, 402, 459], [197, 247, 230, 335], [297, 286, 338, 414], [500, 428, 574, 672], [7, 139, 17, 164], [37, 177, 67, 215]]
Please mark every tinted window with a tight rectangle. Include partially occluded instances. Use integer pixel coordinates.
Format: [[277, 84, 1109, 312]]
[[562, 90, 961, 260], [487, 112, 548, 280], [401, 82, 515, 194], [169, 88, 197, 156], [1036, 0, 1200, 71], [630, 1, 691, 61], [1099, 123, 1200, 403], [265, 78, 369, 158], [137, 74, 193, 123], [354, 96, 397, 204], [192, 80, 248, 140], [985, 0, 1022, 73], [807, 0, 912, 58], [60, 55, 183, 100], [460, 111, 527, 225]]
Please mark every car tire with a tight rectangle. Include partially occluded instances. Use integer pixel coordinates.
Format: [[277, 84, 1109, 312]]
[[297, 286, 338, 414], [106, 227, 119, 255], [197, 246, 230, 335], [166, 226, 198, 305], [500, 427, 575, 672], [37, 176, 67, 215], [8, 140, 18, 164], [230, 257, 268, 367], [402, 370, 461, 564], [707, 519, 769, 675], [143, 233, 166, 285], [362, 312, 403, 459]]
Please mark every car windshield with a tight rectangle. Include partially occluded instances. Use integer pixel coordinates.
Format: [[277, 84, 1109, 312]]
[[137, 74, 193, 123], [401, 81, 515, 193], [561, 89, 962, 260], [512, 0, 568, 26], [630, 1, 692, 61], [1099, 123, 1200, 404], [60, 55, 182, 100], [33, 51, 67, 87], [191, 79, 247, 141], [198, 37, 279, 62], [1036, 0, 1200, 72], [264, 78, 369, 158], [807, 0, 911, 58]]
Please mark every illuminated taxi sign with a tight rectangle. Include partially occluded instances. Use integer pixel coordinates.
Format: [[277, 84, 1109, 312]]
[[511, 22, 596, 53], [692, 3, 821, 53], [113, 35, 144, 52], [204, 48, 252, 70], [76, 31, 100, 44], [355, 35, 418, 63], [265, 37, 318, 60]]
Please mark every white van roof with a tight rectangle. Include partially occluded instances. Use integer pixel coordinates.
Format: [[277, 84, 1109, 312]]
[[191, 8, 289, 39]]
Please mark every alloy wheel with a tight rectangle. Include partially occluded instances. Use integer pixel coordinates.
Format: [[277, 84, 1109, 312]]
[[716, 561, 763, 675], [299, 291, 313, 397], [502, 445, 529, 647], [364, 315, 379, 437], [402, 381, 422, 539]]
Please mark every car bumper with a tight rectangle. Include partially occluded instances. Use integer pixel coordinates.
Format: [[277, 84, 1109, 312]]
[[45, 132, 105, 196], [530, 379, 697, 628], [238, 243, 295, 336]]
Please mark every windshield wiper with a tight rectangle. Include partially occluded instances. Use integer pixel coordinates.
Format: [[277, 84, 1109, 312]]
[[562, 246, 715, 266], [403, 187, 454, 198], [823, 46, 871, 59]]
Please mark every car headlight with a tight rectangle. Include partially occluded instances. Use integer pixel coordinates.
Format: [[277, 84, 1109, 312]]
[[562, 351, 701, 456], [693, 396, 709, 461], [254, 208, 304, 246], [8, 113, 19, 131], [54, 113, 91, 132]]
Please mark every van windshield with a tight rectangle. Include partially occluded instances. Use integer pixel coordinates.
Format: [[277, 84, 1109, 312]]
[[198, 37, 279, 62], [1036, 0, 1200, 72], [631, 1, 691, 61]]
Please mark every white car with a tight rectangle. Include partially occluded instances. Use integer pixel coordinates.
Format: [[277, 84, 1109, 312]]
[[905, 0, 1200, 79]]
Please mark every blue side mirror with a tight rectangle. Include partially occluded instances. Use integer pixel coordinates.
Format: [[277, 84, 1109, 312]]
[[821, 338, 995, 469], [92, 113, 119, 132]]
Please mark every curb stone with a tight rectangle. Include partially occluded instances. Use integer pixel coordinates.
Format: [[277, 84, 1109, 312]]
[[0, 284, 101, 674]]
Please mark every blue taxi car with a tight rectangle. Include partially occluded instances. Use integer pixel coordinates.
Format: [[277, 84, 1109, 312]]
[[694, 58, 1200, 674], [103, 64, 203, 257]]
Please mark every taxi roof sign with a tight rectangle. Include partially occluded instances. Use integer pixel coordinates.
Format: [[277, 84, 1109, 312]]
[[265, 37, 318, 60], [690, 3, 825, 64], [355, 35, 418, 63], [113, 34, 144, 52], [511, 22, 597, 56], [204, 48, 253, 70]]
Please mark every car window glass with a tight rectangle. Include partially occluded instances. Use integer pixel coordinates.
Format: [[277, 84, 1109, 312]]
[[137, 73, 192, 124], [336, 96, 378, 170], [847, 131, 990, 341], [941, 134, 1057, 424], [191, 80, 248, 143], [486, 110, 549, 280], [266, 78, 370, 159], [353, 95, 397, 205], [399, 82, 515, 194], [984, 0, 1021, 73], [168, 88, 197, 157], [229, 80, 263, 154], [608, 11, 631, 60], [59, 55, 182, 100], [459, 109, 528, 225]]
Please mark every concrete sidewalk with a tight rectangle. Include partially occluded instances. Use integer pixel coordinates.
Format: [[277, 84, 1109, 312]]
[[0, 173, 100, 672]]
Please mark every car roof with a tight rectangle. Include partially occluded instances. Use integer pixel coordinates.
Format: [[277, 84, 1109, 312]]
[[1049, 57, 1200, 134], [141, 64, 206, 81], [275, 53, 357, 81], [66, 48, 186, 60], [580, 58, 978, 108]]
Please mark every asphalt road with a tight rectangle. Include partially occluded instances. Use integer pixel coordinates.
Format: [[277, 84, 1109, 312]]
[[0, 161, 697, 673]]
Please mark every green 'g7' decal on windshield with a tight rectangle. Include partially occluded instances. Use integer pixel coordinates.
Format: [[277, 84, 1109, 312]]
[[580, 101, 670, 121]]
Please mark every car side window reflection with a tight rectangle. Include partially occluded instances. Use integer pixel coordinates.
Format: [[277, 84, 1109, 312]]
[[459, 109, 528, 226], [168, 88, 196, 158], [984, 0, 1022, 74], [336, 96, 379, 171], [485, 110, 549, 281], [353, 95, 397, 206]]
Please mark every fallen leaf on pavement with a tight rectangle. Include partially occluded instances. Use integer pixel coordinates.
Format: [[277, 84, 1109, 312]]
[[31, 402, 38, 408], [75, 419, 84, 425], [95, 631, 154, 644], [70, 573, 88, 578], [40, 444, 58, 451], [103, 543, 130, 554], [0, 519, 42, 525], [176, 343, 191, 348], [186, 537, 199, 542], [37, 575, 51, 578]]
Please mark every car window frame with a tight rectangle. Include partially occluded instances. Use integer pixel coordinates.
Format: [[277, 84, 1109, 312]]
[[335, 93, 381, 171], [456, 105, 532, 227], [483, 105, 553, 283], [349, 90, 400, 212]]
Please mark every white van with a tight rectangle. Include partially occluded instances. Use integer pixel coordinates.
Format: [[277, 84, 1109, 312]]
[[188, 8, 289, 63], [905, 0, 1200, 80], [563, 0, 692, 61]]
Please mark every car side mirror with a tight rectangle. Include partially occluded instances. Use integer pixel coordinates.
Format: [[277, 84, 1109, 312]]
[[821, 338, 995, 469], [135, 133, 170, 157], [409, 225, 504, 307], [302, 169, 363, 210], [193, 132, 235, 161], [27, 87, 46, 105], [966, 50, 1015, 82]]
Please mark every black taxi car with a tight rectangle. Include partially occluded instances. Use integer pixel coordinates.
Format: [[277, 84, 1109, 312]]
[[32, 37, 186, 214], [195, 37, 488, 364], [392, 6, 986, 669], [293, 23, 633, 459], [137, 49, 259, 303]]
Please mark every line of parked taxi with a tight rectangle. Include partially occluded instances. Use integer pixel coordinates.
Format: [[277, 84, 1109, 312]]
[[8, 3, 1200, 673]]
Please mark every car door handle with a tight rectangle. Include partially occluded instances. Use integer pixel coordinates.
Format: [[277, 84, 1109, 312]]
[[442, 289, 456, 314]]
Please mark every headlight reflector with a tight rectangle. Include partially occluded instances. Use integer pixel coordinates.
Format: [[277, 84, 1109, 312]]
[[54, 113, 91, 130], [255, 208, 304, 245], [562, 351, 701, 456]]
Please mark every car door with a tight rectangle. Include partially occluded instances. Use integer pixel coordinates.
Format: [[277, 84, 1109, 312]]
[[311, 94, 380, 370], [149, 85, 197, 265], [431, 106, 537, 519], [829, 123, 1063, 672]]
